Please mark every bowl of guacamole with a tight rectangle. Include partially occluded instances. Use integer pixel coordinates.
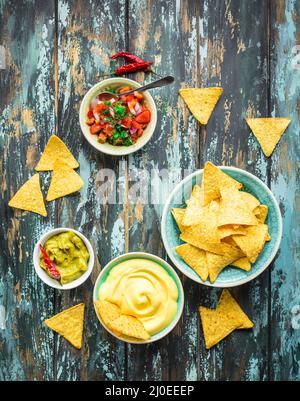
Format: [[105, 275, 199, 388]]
[[33, 228, 95, 290]]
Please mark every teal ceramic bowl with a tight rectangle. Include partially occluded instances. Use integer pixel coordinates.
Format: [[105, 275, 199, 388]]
[[93, 252, 184, 343], [161, 167, 282, 288]]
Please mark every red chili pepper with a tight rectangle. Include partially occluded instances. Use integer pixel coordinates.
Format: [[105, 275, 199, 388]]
[[111, 52, 145, 64], [39, 244, 61, 280], [115, 61, 153, 75]]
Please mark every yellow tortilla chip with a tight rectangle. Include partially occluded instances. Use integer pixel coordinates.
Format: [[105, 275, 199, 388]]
[[265, 232, 271, 241], [36, 135, 79, 171], [182, 185, 204, 226], [231, 257, 251, 272], [246, 117, 290, 157], [203, 161, 242, 205], [216, 290, 254, 329], [179, 87, 223, 125], [45, 303, 84, 349], [218, 225, 247, 239], [171, 208, 186, 232], [176, 243, 208, 281], [232, 224, 268, 263], [109, 315, 150, 340], [206, 243, 244, 283], [239, 191, 260, 211], [8, 173, 47, 217], [95, 300, 121, 330], [254, 204, 268, 223], [218, 187, 258, 226], [46, 159, 84, 201]]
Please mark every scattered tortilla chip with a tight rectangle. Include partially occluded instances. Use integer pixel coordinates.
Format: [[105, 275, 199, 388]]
[[95, 300, 121, 330], [176, 244, 208, 281], [46, 159, 84, 201], [182, 185, 204, 226], [179, 87, 223, 125], [217, 290, 254, 329], [218, 225, 247, 239], [109, 315, 150, 340], [36, 135, 79, 171], [8, 173, 47, 217], [246, 117, 290, 157], [203, 161, 242, 205], [206, 243, 244, 283], [232, 224, 268, 263], [218, 187, 258, 226], [45, 303, 84, 349], [172, 208, 186, 232], [254, 204, 268, 223], [239, 191, 260, 211], [231, 257, 251, 272]]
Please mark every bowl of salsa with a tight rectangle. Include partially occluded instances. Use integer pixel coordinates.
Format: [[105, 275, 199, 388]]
[[79, 78, 157, 156]]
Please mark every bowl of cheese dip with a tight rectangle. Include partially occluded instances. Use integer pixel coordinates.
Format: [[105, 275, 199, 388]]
[[93, 252, 184, 343]]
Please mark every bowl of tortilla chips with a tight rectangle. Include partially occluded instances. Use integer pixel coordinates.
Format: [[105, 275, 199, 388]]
[[161, 162, 282, 287]]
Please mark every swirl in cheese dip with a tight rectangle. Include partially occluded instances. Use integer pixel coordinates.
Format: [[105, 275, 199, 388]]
[[98, 259, 179, 335]]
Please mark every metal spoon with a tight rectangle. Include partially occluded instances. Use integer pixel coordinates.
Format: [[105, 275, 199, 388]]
[[97, 75, 175, 101]]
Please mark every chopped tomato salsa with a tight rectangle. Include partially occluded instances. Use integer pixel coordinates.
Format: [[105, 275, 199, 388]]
[[86, 86, 151, 146]]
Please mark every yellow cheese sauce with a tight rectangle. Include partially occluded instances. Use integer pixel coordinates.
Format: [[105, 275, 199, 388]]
[[98, 259, 179, 335]]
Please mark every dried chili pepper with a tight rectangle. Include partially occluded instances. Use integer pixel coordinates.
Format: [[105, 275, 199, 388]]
[[39, 244, 61, 280], [115, 61, 153, 75], [111, 51, 145, 64]]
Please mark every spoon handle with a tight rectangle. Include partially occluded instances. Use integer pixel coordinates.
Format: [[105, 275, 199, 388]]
[[120, 76, 175, 96]]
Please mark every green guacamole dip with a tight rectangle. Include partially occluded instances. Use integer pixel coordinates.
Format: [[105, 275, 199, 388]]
[[40, 231, 89, 285]]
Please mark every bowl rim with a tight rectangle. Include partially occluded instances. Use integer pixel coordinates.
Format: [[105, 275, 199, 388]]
[[79, 77, 157, 156], [93, 251, 185, 344], [161, 166, 283, 288], [33, 227, 95, 290]]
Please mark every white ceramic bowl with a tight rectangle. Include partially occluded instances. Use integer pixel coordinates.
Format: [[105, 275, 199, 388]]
[[33, 227, 95, 290], [93, 252, 184, 344], [79, 77, 157, 156]]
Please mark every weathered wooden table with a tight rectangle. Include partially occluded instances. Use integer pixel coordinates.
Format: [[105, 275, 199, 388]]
[[1, 0, 299, 381]]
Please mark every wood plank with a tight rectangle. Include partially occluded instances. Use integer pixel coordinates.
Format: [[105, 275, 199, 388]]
[[269, 0, 300, 381], [54, 0, 127, 380], [126, 0, 200, 381], [0, 0, 56, 380]]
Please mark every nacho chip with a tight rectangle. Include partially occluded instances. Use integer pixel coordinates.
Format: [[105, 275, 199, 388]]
[[46, 159, 84, 201], [8, 173, 47, 217], [232, 224, 268, 263], [182, 184, 204, 226], [265, 232, 271, 241], [246, 117, 291, 157], [206, 243, 244, 283], [171, 208, 186, 232], [36, 135, 79, 171], [95, 300, 121, 330], [254, 204, 268, 223], [109, 315, 150, 340], [179, 87, 223, 125], [239, 191, 260, 211], [45, 303, 84, 349], [231, 257, 251, 272], [203, 162, 242, 205], [176, 243, 208, 281], [218, 187, 258, 226], [218, 225, 246, 239], [216, 290, 254, 329]]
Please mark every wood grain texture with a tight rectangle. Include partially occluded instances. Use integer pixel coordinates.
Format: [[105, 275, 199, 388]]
[[0, 0, 299, 381]]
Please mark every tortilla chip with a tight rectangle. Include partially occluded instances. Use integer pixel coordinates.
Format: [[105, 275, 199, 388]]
[[232, 224, 268, 263], [217, 290, 254, 329], [176, 243, 208, 281], [36, 135, 79, 171], [46, 159, 84, 201], [206, 243, 244, 283], [254, 204, 268, 223], [218, 225, 247, 239], [265, 232, 271, 241], [239, 191, 260, 211], [231, 257, 251, 272], [246, 117, 291, 157], [109, 315, 150, 340], [45, 303, 84, 349], [171, 208, 186, 232], [182, 185, 204, 226], [203, 162, 242, 205], [95, 300, 121, 330], [8, 173, 47, 217], [179, 87, 223, 125], [218, 187, 258, 226]]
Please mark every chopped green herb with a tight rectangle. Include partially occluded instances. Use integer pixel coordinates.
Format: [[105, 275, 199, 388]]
[[103, 109, 110, 115], [123, 137, 133, 146], [104, 101, 111, 105]]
